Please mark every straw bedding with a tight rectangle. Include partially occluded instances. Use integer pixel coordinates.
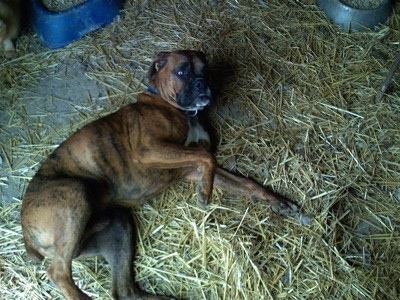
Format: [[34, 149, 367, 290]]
[[1, 0, 399, 299]]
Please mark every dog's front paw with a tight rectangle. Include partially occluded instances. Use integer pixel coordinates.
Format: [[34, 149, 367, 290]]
[[271, 198, 312, 225], [196, 184, 210, 210], [196, 192, 210, 210]]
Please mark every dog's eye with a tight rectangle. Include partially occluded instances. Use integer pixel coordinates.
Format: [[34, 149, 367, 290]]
[[177, 70, 185, 77]]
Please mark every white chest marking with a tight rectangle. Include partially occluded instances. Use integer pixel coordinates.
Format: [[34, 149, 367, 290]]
[[184, 116, 210, 147]]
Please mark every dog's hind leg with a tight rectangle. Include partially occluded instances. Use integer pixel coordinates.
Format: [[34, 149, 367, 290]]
[[21, 178, 93, 300], [78, 207, 174, 300]]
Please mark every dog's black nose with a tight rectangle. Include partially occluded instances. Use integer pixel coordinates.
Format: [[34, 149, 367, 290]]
[[195, 77, 206, 89]]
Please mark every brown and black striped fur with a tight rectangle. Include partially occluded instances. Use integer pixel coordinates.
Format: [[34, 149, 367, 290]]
[[21, 50, 298, 300]]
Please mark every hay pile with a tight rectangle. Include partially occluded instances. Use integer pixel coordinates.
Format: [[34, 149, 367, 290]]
[[1, 0, 399, 299]]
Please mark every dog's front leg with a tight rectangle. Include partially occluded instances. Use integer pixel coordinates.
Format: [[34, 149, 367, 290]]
[[136, 144, 216, 207], [213, 167, 298, 216]]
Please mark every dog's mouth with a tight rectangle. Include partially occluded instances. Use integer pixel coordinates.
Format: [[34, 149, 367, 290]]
[[179, 95, 211, 114]]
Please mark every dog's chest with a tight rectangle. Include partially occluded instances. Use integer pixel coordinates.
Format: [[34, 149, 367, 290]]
[[184, 116, 210, 147]]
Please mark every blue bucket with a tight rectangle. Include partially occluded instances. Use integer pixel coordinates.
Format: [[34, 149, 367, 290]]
[[29, 0, 124, 49]]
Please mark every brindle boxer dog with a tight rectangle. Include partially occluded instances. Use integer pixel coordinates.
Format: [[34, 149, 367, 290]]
[[21, 50, 298, 300]]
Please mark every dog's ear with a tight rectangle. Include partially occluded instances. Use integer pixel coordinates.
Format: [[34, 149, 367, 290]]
[[148, 51, 170, 78]]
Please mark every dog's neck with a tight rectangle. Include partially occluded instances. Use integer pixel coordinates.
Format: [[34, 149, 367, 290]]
[[184, 110, 198, 117], [146, 85, 209, 146], [146, 85, 158, 95]]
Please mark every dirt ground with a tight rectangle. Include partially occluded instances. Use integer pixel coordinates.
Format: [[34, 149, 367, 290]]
[[0, 58, 106, 205]]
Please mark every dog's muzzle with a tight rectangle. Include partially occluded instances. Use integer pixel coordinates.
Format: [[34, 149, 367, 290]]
[[178, 77, 212, 113]]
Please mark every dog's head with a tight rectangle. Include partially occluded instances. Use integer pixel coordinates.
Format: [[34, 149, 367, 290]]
[[148, 50, 212, 114]]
